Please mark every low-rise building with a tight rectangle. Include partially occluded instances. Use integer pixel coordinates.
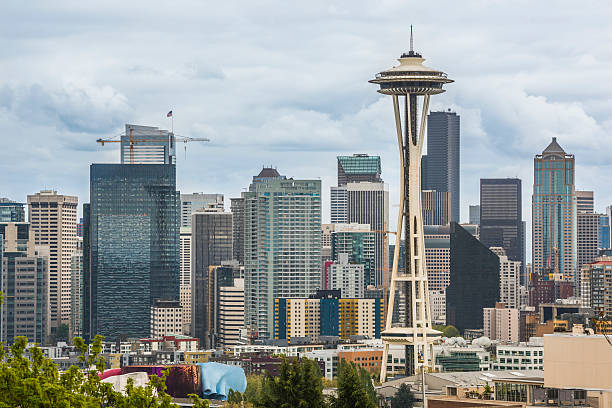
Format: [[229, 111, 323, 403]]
[[491, 339, 544, 371]]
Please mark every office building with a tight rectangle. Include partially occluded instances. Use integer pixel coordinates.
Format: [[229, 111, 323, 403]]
[[331, 154, 383, 225], [483, 302, 519, 343], [580, 258, 612, 316], [274, 291, 383, 342], [331, 223, 375, 288], [0, 222, 49, 344], [70, 237, 83, 338], [321, 224, 334, 264], [230, 198, 244, 264], [429, 290, 446, 324], [327, 253, 365, 298], [179, 227, 192, 334], [28, 190, 78, 329], [422, 190, 451, 226], [0, 198, 25, 222], [599, 213, 611, 249], [532, 138, 576, 281], [446, 222, 500, 333], [150, 300, 183, 337], [424, 225, 451, 292], [346, 182, 389, 287], [249, 167, 286, 191], [122, 124, 176, 164], [490, 247, 520, 309], [575, 190, 594, 213], [180, 193, 224, 228], [491, 341, 544, 371], [575, 191, 599, 295], [244, 171, 321, 339], [422, 110, 460, 222], [191, 208, 233, 347], [217, 270, 244, 349], [480, 179, 524, 280], [85, 164, 180, 342], [469, 205, 480, 226]]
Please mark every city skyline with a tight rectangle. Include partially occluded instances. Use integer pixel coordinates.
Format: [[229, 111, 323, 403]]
[[2, 2, 612, 265]]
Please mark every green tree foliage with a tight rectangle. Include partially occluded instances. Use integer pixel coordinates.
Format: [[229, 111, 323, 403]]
[[56, 323, 70, 343], [330, 360, 377, 408], [390, 383, 415, 408], [433, 325, 460, 338], [257, 358, 326, 408], [0, 333, 210, 407]]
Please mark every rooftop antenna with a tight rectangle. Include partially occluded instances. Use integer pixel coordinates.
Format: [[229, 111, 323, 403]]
[[410, 25, 414, 52]]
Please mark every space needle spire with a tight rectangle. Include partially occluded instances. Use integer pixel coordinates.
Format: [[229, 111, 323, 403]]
[[370, 29, 453, 382]]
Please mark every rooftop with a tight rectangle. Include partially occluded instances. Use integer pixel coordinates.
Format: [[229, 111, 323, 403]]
[[542, 137, 566, 155]]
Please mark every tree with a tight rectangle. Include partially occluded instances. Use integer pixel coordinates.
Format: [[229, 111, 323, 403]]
[[330, 360, 377, 408], [390, 383, 415, 408], [0, 329, 210, 407], [442, 325, 460, 338], [257, 358, 326, 408]]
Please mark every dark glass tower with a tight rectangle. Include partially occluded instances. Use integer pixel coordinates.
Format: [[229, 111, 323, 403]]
[[337, 154, 382, 186], [191, 209, 233, 348], [85, 164, 179, 341], [446, 222, 500, 333], [480, 178, 525, 282], [422, 111, 460, 222]]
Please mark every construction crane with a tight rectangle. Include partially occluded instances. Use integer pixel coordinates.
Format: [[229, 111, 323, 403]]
[[96, 128, 210, 164]]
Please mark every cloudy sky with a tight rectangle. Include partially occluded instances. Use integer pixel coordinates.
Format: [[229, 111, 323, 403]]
[[2, 1, 612, 259]]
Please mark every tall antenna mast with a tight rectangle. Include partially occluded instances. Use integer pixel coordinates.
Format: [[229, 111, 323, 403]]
[[410, 25, 414, 52]]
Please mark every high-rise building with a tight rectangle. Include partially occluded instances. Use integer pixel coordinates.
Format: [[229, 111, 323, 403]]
[[424, 225, 451, 292], [446, 222, 500, 333], [84, 164, 179, 341], [421, 190, 451, 226], [598, 214, 611, 250], [70, 237, 83, 338], [469, 205, 480, 226], [480, 179, 524, 280], [0, 199, 25, 222], [244, 172, 321, 339], [576, 213, 599, 295], [179, 227, 192, 334], [532, 138, 576, 282], [429, 290, 446, 324], [191, 208, 233, 347], [0, 222, 49, 344], [180, 193, 224, 228], [327, 253, 365, 298], [490, 247, 520, 309], [122, 124, 176, 165], [346, 182, 389, 287], [580, 257, 612, 317], [331, 223, 375, 288], [483, 303, 519, 343], [150, 300, 183, 337], [422, 110, 460, 222], [321, 224, 334, 264], [576, 190, 594, 213], [216, 265, 245, 349], [27, 190, 78, 330], [332, 154, 382, 225], [230, 198, 244, 264]]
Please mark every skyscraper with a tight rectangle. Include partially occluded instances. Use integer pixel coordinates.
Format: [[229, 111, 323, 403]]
[[446, 222, 500, 333], [480, 178, 524, 277], [346, 182, 389, 287], [27, 190, 78, 330], [191, 208, 233, 347], [121, 124, 176, 165], [0, 199, 25, 222], [421, 190, 450, 225], [85, 164, 179, 341], [331, 223, 375, 288], [230, 198, 244, 264], [180, 193, 224, 228], [70, 237, 83, 338], [0, 222, 49, 344], [576, 191, 599, 295], [331, 154, 382, 225], [422, 110, 460, 222], [532, 138, 576, 282], [469, 205, 480, 226], [179, 227, 192, 334], [243, 171, 321, 339], [599, 214, 611, 250], [490, 247, 520, 309]]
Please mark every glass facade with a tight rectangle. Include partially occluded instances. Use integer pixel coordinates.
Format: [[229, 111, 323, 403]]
[[0, 201, 25, 223], [331, 230, 376, 287], [337, 154, 382, 187], [599, 214, 611, 249], [86, 164, 179, 341], [446, 222, 500, 333]]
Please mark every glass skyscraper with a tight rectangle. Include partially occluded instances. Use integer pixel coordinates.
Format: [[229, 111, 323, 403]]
[[0, 199, 25, 223], [243, 172, 321, 339], [532, 137, 576, 282], [446, 222, 500, 334], [84, 164, 179, 341]]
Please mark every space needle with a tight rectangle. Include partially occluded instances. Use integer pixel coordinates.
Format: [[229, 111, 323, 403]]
[[370, 27, 453, 382]]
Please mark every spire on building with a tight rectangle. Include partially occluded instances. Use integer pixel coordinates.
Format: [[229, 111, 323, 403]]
[[542, 137, 566, 155]]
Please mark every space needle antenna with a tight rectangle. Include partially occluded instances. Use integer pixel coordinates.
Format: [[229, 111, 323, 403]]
[[410, 25, 414, 52]]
